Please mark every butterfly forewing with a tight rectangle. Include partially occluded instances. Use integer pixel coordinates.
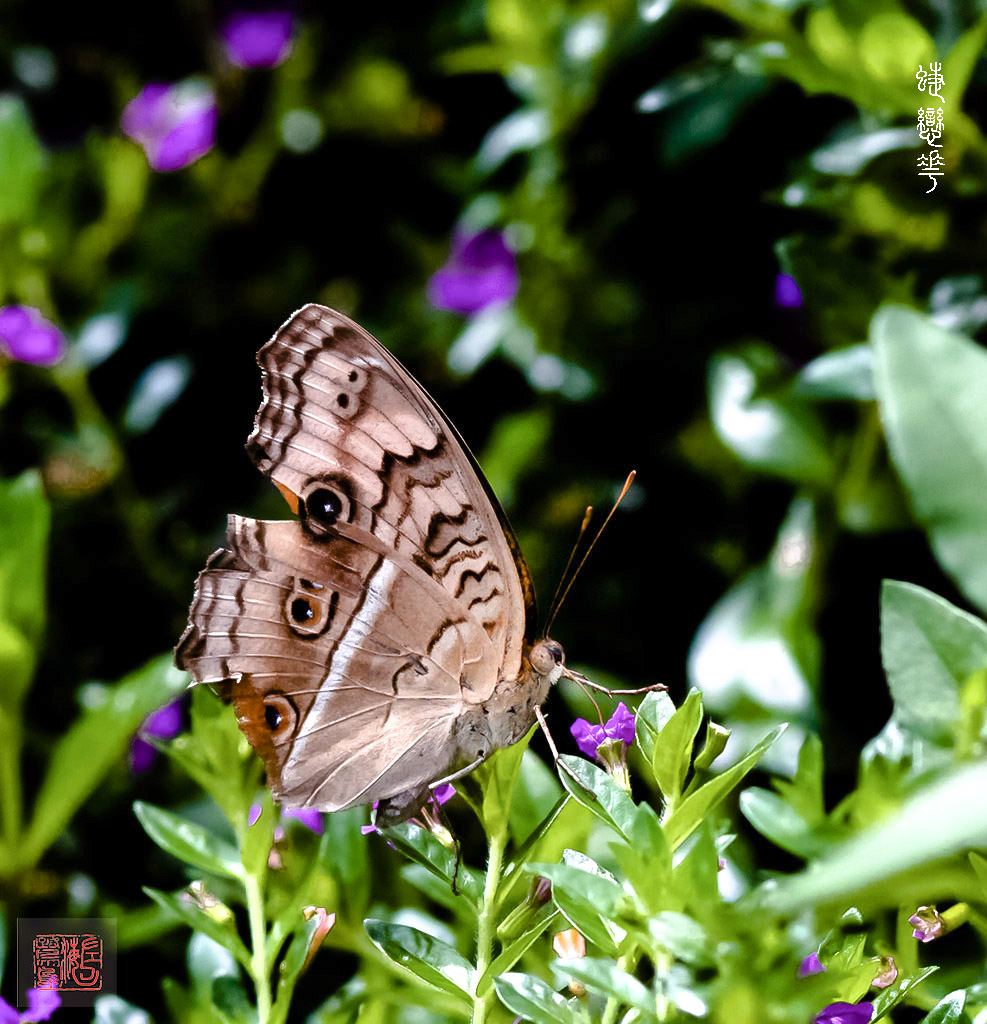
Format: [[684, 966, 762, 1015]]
[[245, 304, 533, 676], [177, 304, 539, 813]]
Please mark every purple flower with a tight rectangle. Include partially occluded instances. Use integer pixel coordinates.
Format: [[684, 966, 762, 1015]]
[[775, 272, 803, 309], [284, 807, 324, 834], [570, 702, 636, 759], [248, 804, 323, 835], [431, 784, 456, 807], [0, 985, 61, 1023], [427, 230, 519, 316], [129, 699, 184, 774], [222, 11, 294, 69], [872, 955, 897, 989], [0, 306, 65, 367], [909, 905, 945, 942], [798, 952, 826, 978], [814, 1002, 873, 1024], [122, 80, 216, 172]]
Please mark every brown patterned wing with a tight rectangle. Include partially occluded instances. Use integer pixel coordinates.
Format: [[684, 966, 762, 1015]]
[[176, 515, 499, 810], [244, 304, 536, 688]]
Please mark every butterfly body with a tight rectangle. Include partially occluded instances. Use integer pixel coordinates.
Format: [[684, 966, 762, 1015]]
[[176, 304, 566, 823]]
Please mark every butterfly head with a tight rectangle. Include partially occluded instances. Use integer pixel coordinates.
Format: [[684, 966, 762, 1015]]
[[528, 638, 566, 686]]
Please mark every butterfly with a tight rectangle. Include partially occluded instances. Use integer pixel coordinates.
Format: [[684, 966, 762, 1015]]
[[176, 304, 581, 826]]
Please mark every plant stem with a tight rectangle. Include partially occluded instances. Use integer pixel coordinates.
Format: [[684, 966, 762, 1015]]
[[472, 826, 508, 1024], [0, 708, 23, 866], [601, 948, 641, 1024], [244, 871, 272, 1023]]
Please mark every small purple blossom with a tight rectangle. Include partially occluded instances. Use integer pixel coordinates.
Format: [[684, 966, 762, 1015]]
[[122, 80, 217, 172], [909, 905, 945, 943], [570, 702, 636, 759], [222, 11, 294, 68], [431, 784, 456, 807], [775, 272, 803, 309], [428, 230, 519, 316], [130, 699, 184, 774], [798, 952, 826, 978], [0, 306, 65, 367], [872, 955, 897, 989], [814, 1002, 873, 1024], [0, 985, 61, 1023], [248, 804, 323, 835], [284, 807, 324, 835]]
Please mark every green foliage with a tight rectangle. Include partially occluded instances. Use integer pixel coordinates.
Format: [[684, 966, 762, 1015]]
[[873, 308, 987, 612], [4, 0, 987, 1018]]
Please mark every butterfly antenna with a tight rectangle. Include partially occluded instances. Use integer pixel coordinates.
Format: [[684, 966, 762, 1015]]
[[545, 470, 636, 636], [544, 504, 594, 633]]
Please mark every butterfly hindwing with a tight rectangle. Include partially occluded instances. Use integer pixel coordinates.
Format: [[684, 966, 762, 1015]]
[[176, 515, 498, 810]]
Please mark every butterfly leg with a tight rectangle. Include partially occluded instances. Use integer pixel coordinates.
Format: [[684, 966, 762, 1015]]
[[428, 756, 485, 791]]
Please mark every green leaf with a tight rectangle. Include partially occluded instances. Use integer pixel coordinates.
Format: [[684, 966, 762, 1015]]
[[477, 724, 534, 835], [501, 794, 570, 906], [613, 805, 670, 913], [494, 972, 588, 1024], [557, 755, 640, 842], [873, 307, 987, 613], [93, 995, 153, 1024], [529, 853, 627, 954], [635, 690, 676, 766], [528, 855, 625, 918], [241, 793, 275, 877], [551, 958, 655, 1016], [384, 821, 483, 904], [509, 748, 564, 844], [186, 931, 238, 990], [401, 864, 478, 922], [212, 977, 251, 1022], [0, 97, 46, 225], [0, 471, 50, 703], [364, 920, 473, 1004], [739, 788, 821, 858], [479, 902, 559, 996], [648, 912, 713, 967], [673, 820, 719, 910], [134, 802, 243, 880], [870, 967, 938, 1021], [880, 580, 987, 744], [793, 344, 874, 401], [969, 852, 987, 900], [321, 806, 371, 918], [772, 733, 825, 823], [19, 655, 187, 868], [858, 13, 933, 84], [759, 761, 987, 914], [688, 496, 819, 725], [919, 990, 967, 1024], [142, 888, 250, 970], [709, 344, 834, 484], [664, 726, 785, 850], [943, 16, 987, 100], [273, 911, 327, 1022], [652, 688, 703, 805]]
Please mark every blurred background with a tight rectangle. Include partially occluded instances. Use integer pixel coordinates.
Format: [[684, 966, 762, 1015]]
[[1, 0, 986, 1016]]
